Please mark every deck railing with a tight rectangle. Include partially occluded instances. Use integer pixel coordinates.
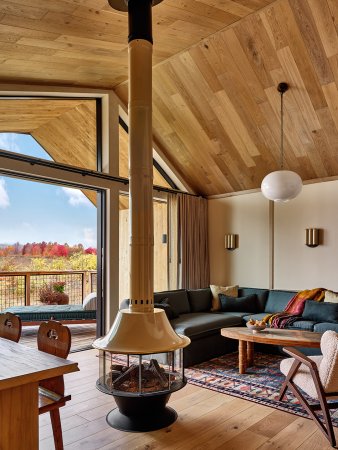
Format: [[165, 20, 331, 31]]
[[0, 270, 97, 310]]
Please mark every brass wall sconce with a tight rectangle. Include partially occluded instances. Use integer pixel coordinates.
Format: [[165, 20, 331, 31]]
[[225, 234, 237, 251], [305, 228, 321, 248]]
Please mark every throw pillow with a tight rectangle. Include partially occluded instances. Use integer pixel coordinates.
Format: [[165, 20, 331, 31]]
[[324, 290, 338, 304], [187, 288, 212, 312], [219, 294, 258, 313], [302, 300, 338, 323], [154, 298, 179, 320], [210, 284, 238, 311], [83, 292, 97, 311]]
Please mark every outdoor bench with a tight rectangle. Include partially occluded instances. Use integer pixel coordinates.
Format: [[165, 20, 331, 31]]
[[3, 304, 96, 326]]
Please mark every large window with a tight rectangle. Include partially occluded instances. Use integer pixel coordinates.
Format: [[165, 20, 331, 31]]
[[0, 90, 183, 335], [0, 174, 99, 347]]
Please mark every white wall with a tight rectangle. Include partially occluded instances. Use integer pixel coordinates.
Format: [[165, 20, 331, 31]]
[[208, 180, 338, 291], [274, 181, 338, 291], [208, 193, 270, 288]]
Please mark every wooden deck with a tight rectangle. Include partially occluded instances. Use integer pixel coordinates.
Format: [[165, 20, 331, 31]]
[[38, 349, 338, 450], [21, 324, 96, 353]]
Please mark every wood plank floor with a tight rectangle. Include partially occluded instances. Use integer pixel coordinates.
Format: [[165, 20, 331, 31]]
[[39, 349, 338, 450], [20, 324, 96, 352]]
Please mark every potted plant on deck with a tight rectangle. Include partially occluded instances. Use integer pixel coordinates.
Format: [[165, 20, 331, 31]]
[[39, 281, 69, 305]]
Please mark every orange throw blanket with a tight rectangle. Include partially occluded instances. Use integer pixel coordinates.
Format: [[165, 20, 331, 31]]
[[264, 288, 326, 328]]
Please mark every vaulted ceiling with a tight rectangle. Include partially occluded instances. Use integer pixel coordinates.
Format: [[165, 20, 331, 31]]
[[0, 0, 338, 196]]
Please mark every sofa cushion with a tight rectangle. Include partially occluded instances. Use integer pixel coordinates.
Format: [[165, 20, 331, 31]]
[[219, 311, 250, 319], [303, 300, 338, 323], [264, 290, 296, 313], [154, 290, 190, 315], [210, 284, 238, 311], [239, 288, 269, 312], [286, 320, 316, 331], [243, 313, 267, 323], [154, 298, 179, 320], [170, 312, 243, 337], [188, 288, 212, 312], [219, 294, 257, 313], [314, 322, 338, 333], [4, 305, 96, 321]]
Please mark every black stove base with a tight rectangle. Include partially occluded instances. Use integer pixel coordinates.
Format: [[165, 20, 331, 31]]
[[106, 405, 177, 432]]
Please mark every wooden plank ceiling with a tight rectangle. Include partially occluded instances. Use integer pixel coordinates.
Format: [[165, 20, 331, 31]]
[[0, 0, 338, 196]]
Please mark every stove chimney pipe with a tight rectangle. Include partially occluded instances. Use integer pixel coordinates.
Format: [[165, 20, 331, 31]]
[[94, 0, 190, 354], [109, 0, 158, 313], [127, 0, 155, 314]]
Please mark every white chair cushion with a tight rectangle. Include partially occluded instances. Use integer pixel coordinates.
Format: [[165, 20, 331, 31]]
[[319, 330, 338, 393], [83, 292, 97, 311], [280, 355, 323, 398], [280, 330, 338, 398]]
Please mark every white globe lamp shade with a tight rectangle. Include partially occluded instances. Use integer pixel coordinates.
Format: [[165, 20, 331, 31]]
[[261, 170, 302, 202]]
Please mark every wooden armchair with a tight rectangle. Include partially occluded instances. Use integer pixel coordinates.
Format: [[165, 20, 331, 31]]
[[38, 320, 72, 450], [279, 330, 338, 447], [0, 312, 22, 342]]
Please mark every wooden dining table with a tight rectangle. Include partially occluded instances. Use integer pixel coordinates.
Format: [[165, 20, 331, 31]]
[[0, 337, 79, 450]]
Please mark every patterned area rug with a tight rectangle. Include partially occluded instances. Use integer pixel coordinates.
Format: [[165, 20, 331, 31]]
[[185, 351, 338, 426]]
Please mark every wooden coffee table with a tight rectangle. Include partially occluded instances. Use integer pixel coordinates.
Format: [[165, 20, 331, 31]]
[[221, 327, 322, 374]]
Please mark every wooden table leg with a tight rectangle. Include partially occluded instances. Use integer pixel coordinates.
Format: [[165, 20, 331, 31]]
[[247, 341, 254, 367], [238, 340, 247, 374], [0, 382, 39, 450]]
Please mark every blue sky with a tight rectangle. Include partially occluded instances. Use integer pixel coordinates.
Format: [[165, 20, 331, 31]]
[[0, 133, 97, 247]]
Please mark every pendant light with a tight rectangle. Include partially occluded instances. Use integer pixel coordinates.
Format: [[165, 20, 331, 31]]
[[261, 82, 302, 202]]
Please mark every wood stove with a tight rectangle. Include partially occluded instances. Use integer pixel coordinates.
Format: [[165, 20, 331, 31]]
[[96, 349, 186, 431], [93, 306, 189, 431], [93, 0, 190, 432]]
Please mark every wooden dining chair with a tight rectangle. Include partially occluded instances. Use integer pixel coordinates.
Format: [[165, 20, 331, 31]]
[[0, 312, 22, 342], [278, 330, 338, 447], [38, 320, 72, 450]]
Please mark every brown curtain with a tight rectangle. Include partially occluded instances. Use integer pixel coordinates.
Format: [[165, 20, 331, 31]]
[[178, 194, 210, 289], [168, 193, 179, 290]]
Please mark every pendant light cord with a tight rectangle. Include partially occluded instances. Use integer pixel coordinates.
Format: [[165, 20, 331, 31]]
[[280, 89, 284, 170]]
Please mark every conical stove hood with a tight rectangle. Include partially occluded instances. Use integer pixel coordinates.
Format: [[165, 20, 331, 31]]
[[93, 0, 190, 355], [93, 309, 190, 354]]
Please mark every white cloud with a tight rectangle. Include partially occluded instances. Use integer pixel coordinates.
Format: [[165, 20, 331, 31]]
[[21, 222, 33, 230], [0, 178, 10, 208], [83, 228, 96, 247], [61, 187, 91, 206], [0, 133, 21, 153]]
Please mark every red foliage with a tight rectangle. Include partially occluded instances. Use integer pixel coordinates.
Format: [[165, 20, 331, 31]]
[[84, 247, 97, 255], [0, 241, 96, 257]]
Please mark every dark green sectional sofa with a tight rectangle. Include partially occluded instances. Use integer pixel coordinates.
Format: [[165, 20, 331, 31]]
[[121, 287, 338, 367]]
